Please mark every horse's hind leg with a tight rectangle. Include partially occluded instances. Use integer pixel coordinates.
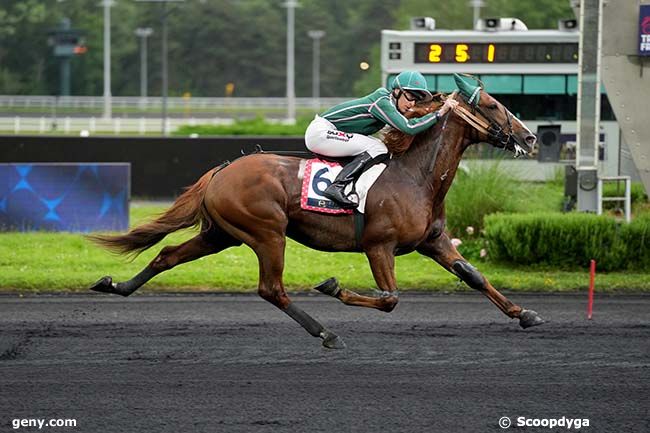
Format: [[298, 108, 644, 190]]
[[91, 227, 241, 296], [252, 234, 345, 349], [416, 232, 545, 329]]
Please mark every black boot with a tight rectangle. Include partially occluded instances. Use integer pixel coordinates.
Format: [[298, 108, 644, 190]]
[[323, 152, 373, 209]]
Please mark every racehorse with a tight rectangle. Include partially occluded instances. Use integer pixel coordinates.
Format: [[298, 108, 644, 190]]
[[89, 74, 544, 349]]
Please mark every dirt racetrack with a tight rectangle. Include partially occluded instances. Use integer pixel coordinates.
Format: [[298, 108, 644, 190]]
[[1, 292, 648, 433]]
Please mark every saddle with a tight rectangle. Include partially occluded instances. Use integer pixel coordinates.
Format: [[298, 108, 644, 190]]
[[244, 144, 356, 165], [245, 143, 391, 167], [241, 144, 389, 215]]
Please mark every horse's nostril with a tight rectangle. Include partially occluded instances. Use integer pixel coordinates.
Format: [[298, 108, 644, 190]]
[[525, 135, 537, 147]]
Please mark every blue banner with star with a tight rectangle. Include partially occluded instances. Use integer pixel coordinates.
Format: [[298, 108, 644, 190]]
[[0, 163, 130, 232]]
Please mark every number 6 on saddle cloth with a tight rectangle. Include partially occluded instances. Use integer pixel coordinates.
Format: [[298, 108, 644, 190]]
[[300, 157, 388, 215]]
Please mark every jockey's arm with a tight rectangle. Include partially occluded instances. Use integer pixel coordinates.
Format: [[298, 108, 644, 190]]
[[370, 96, 440, 136]]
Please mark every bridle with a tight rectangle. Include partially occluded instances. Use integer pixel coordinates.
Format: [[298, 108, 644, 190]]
[[423, 88, 526, 174], [424, 93, 518, 175], [447, 92, 522, 153]]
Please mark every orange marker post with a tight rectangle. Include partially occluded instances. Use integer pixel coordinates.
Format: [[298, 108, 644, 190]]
[[588, 260, 596, 320]]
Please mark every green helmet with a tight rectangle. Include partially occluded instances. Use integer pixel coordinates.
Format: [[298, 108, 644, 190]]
[[390, 71, 432, 99]]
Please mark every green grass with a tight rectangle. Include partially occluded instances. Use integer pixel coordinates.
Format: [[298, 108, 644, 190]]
[[174, 116, 312, 136], [1, 202, 648, 293]]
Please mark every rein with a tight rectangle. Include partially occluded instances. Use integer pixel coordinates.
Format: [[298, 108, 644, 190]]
[[454, 105, 490, 136], [446, 94, 516, 150], [427, 112, 449, 173]]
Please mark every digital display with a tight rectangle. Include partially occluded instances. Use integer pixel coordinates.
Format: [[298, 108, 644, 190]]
[[413, 43, 578, 64]]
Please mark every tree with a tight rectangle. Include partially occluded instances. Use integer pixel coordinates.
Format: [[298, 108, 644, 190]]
[[483, 0, 574, 29], [0, 0, 578, 97], [0, 1, 54, 94]]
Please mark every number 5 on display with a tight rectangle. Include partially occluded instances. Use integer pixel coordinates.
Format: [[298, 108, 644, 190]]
[[455, 44, 469, 62]]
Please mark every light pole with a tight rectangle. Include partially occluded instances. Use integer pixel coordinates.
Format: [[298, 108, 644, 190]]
[[134, 27, 153, 109], [469, 0, 485, 28], [283, 1, 299, 124], [307, 30, 325, 111], [102, 0, 115, 119], [135, 0, 184, 135], [48, 18, 84, 96]]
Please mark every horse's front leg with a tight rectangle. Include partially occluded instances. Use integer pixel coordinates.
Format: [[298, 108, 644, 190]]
[[313, 245, 399, 313], [416, 233, 545, 329]]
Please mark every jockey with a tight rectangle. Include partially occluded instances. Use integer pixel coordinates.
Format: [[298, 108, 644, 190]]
[[305, 70, 459, 209]]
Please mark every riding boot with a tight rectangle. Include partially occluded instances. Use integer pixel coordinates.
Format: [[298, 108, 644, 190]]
[[323, 151, 373, 209]]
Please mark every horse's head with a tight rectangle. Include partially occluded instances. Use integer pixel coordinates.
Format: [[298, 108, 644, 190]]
[[453, 73, 536, 157]]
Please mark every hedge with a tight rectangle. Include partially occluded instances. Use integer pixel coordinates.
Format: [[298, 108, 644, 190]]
[[484, 212, 650, 271]]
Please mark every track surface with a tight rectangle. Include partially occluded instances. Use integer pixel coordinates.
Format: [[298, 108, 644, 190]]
[[1, 293, 648, 433]]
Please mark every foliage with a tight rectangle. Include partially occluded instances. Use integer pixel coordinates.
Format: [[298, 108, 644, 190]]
[[175, 116, 311, 136], [393, 0, 574, 30], [353, 45, 383, 94], [0, 0, 575, 97], [445, 161, 520, 237], [452, 237, 489, 263], [444, 160, 563, 237], [0, 1, 51, 94], [484, 212, 650, 271]]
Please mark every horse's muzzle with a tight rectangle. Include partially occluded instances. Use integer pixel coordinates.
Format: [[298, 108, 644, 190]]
[[524, 134, 537, 149]]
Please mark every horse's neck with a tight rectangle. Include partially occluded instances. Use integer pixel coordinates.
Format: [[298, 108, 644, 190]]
[[429, 132, 468, 208], [394, 121, 468, 202]]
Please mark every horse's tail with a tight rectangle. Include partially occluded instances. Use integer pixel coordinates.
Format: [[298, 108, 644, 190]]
[[88, 165, 222, 257]]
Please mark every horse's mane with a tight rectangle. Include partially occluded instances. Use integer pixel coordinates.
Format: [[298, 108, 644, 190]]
[[382, 93, 445, 156]]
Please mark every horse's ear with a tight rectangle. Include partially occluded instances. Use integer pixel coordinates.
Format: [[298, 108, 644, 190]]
[[453, 73, 481, 106]]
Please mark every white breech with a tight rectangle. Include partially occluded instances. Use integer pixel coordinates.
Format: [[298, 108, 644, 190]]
[[305, 115, 387, 158]]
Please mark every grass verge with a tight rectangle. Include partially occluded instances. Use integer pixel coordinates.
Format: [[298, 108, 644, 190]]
[[1, 203, 648, 293]]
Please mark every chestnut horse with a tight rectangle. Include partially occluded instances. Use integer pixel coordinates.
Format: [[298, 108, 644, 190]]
[[90, 75, 544, 349]]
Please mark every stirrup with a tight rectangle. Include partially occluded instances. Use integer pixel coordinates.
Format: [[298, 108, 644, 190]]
[[323, 184, 358, 209]]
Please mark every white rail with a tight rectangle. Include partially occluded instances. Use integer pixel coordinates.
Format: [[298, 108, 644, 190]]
[[0, 95, 349, 111], [597, 176, 631, 223], [0, 116, 234, 135]]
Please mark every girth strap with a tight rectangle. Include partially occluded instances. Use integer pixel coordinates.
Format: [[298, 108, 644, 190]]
[[354, 211, 364, 250]]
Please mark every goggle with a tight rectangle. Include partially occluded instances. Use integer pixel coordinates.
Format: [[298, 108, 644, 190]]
[[401, 90, 425, 102]]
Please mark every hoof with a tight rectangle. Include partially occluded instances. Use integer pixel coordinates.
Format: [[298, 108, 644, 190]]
[[321, 330, 346, 349], [379, 295, 399, 313], [519, 309, 545, 329], [314, 277, 341, 297], [90, 276, 115, 294]]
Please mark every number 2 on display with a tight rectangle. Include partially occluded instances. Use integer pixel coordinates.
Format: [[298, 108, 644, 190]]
[[427, 44, 442, 62]]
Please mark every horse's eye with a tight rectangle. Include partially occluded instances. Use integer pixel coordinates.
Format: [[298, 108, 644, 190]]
[[487, 104, 498, 110]]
